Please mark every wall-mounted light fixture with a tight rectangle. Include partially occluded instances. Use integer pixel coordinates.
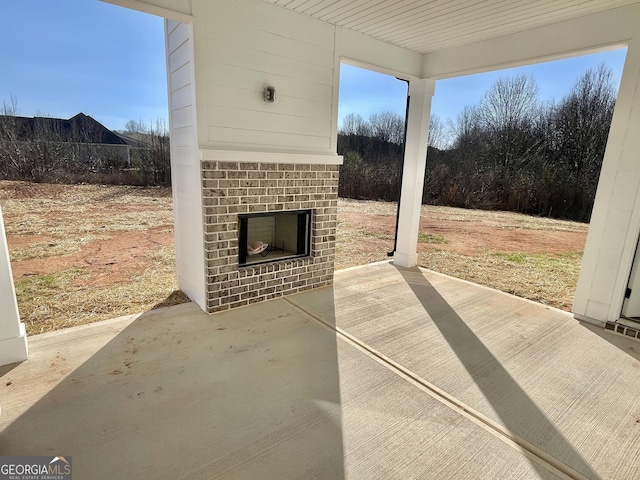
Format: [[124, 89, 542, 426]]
[[263, 86, 276, 103]]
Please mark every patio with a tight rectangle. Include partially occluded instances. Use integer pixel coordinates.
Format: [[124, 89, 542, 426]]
[[1, 261, 639, 479]]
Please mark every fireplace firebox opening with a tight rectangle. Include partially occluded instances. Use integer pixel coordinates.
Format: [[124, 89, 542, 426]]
[[239, 210, 312, 266]]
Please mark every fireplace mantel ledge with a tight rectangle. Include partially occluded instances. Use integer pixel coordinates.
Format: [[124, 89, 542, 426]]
[[200, 149, 343, 165]]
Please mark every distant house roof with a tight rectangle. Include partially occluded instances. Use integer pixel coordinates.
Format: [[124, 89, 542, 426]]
[[0, 113, 129, 145], [116, 131, 154, 149]]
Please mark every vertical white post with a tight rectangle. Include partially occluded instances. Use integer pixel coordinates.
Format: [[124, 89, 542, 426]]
[[394, 78, 436, 268], [573, 40, 640, 323], [0, 206, 28, 366], [165, 20, 207, 311]]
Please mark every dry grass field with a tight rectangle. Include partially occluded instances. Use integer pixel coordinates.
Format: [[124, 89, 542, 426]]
[[0, 181, 588, 334], [0, 181, 186, 334], [338, 199, 588, 310]]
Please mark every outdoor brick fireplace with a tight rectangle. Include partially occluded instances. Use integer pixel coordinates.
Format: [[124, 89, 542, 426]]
[[201, 160, 339, 313]]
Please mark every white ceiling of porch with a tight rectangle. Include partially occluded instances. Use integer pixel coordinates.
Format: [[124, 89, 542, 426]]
[[261, 0, 639, 53]]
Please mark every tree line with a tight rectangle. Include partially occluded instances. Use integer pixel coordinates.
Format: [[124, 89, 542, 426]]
[[338, 64, 616, 222], [0, 97, 171, 186], [0, 64, 617, 220]]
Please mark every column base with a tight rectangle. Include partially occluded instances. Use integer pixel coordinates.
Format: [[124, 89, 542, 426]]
[[393, 251, 418, 268], [0, 322, 28, 366]]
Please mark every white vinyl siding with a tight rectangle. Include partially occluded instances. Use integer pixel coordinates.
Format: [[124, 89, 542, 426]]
[[166, 19, 206, 310], [167, 21, 197, 149], [195, 0, 337, 154]]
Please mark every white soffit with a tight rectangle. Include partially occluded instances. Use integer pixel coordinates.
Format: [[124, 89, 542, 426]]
[[261, 0, 639, 54]]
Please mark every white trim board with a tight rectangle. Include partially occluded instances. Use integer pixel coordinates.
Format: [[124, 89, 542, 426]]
[[101, 0, 193, 23], [200, 149, 343, 165]]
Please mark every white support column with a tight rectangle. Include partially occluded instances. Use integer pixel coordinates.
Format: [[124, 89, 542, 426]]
[[394, 78, 436, 268], [165, 20, 207, 312], [573, 39, 640, 323], [0, 206, 28, 366]]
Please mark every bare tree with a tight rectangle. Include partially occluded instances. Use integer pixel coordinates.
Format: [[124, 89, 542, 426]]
[[0, 96, 21, 178], [123, 118, 172, 185], [554, 64, 615, 173], [552, 63, 616, 219], [450, 106, 482, 150], [477, 74, 540, 169], [479, 74, 539, 130], [338, 67, 617, 221], [428, 114, 448, 149], [339, 113, 370, 137], [368, 111, 404, 145], [1, 95, 18, 116], [150, 118, 171, 184], [124, 119, 148, 135], [0, 100, 171, 185]]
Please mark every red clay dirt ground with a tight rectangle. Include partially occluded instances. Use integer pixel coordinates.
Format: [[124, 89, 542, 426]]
[[339, 210, 586, 257], [0, 181, 588, 333], [336, 199, 586, 263], [2, 182, 175, 290], [10, 227, 174, 288]]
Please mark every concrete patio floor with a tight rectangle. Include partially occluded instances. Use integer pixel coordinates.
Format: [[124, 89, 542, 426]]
[[1, 262, 640, 479]]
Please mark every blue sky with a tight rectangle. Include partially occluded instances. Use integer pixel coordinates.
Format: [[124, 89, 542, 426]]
[[0, 0, 628, 133], [339, 49, 628, 128], [0, 0, 167, 130]]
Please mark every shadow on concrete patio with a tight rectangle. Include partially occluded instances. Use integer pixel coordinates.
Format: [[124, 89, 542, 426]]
[[0, 301, 346, 479], [398, 266, 601, 480]]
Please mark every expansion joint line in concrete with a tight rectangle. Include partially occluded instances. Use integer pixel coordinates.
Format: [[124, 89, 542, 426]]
[[283, 297, 593, 480]]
